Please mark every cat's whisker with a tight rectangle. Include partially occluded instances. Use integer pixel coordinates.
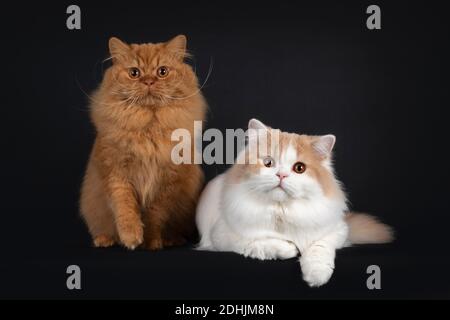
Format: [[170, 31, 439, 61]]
[[75, 78, 120, 108], [160, 57, 213, 101], [102, 56, 113, 63]]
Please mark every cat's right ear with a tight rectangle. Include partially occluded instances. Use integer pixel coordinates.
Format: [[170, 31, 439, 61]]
[[246, 118, 268, 142], [108, 37, 130, 63], [248, 119, 268, 131]]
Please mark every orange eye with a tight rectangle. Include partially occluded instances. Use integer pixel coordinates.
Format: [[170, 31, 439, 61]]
[[293, 162, 306, 174], [128, 67, 141, 79], [157, 66, 169, 78], [263, 156, 274, 168]]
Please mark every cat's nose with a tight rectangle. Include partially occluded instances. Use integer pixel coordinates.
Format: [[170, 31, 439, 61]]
[[143, 78, 155, 86], [276, 172, 289, 181]]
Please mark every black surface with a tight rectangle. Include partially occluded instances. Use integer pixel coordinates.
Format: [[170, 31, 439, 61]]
[[1, 243, 450, 299], [1, 1, 449, 299]]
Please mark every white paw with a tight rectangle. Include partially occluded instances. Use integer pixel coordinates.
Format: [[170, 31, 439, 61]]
[[300, 256, 334, 287], [273, 241, 299, 260], [243, 239, 298, 260]]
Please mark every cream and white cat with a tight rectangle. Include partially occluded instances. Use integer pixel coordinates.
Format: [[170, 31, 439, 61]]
[[196, 119, 393, 287]]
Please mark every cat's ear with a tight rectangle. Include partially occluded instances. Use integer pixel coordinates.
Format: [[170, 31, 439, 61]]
[[109, 37, 130, 63], [165, 35, 187, 60], [248, 119, 268, 131], [312, 135, 336, 159], [246, 119, 268, 143]]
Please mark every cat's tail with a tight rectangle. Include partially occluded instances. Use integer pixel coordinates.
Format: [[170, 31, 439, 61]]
[[345, 212, 394, 245]]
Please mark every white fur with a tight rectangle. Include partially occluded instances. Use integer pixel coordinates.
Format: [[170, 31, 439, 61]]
[[196, 125, 349, 287]]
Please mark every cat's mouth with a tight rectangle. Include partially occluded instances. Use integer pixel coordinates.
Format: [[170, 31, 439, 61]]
[[274, 184, 286, 192], [269, 184, 291, 201], [278, 180, 287, 188], [148, 90, 171, 103], [273, 183, 294, 198], [130, 92, 165, 106]]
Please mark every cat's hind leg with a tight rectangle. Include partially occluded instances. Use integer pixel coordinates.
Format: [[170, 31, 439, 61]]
[[142, 164, 203, 250]]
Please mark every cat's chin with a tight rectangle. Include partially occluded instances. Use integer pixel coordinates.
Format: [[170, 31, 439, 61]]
[[268, 187, 290, 202], [133, 95, 167, 108]]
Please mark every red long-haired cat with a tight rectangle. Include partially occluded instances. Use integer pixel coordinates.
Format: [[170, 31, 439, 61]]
[[80, 35, 206, 250]]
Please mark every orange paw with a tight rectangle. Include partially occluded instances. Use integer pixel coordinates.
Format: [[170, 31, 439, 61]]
[[93, 235, 116, 248], [118, 223, 144, 250]]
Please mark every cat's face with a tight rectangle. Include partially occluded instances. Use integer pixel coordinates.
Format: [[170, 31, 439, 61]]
[[231, 119, 338, 203], [105, 35, 197, 106]]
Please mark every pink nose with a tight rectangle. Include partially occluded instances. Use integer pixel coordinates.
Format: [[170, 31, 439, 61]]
[[143, 79, 155, 86], [276, 172, 289, 180]]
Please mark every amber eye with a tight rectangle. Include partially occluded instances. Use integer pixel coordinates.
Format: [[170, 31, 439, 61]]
[[293, 162, 306, 174], [263, 156, 274, 168], [157, 66, 169, 78], [128, 67, 141, 79]]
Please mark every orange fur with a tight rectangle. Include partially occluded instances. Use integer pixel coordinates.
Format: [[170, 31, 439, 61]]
[[80, 35, 206, 250]]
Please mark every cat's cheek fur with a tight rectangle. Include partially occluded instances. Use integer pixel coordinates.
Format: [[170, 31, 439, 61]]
[[281, 173, 324, 201]]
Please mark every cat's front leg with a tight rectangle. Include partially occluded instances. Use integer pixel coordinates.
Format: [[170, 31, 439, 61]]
[[299, 243, 336, 287], [299, 225, 348, 287], [210, 222, 298, 260], [106, 176, 143, 250], [243, 238, 299, 260]]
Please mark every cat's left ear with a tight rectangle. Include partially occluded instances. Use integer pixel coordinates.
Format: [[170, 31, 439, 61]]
[[312, 135, 336, 159], [166, 35, 187, 61]]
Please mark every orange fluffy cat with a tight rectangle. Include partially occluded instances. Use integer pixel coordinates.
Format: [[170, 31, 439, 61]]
[[80, 35, 206, 250]]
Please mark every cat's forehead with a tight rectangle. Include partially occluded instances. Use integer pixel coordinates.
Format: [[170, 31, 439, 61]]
[[271, 131, 311, 160], [280, 141, 298, 164], [128, 43, 174, 66]]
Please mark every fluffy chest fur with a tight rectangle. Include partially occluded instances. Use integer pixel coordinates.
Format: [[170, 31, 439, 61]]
[[93, 99, 204, 207], [221, 182, 346, 251]]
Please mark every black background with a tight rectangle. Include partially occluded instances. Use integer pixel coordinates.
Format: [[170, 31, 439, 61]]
[[1, 1, 449, 299]]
